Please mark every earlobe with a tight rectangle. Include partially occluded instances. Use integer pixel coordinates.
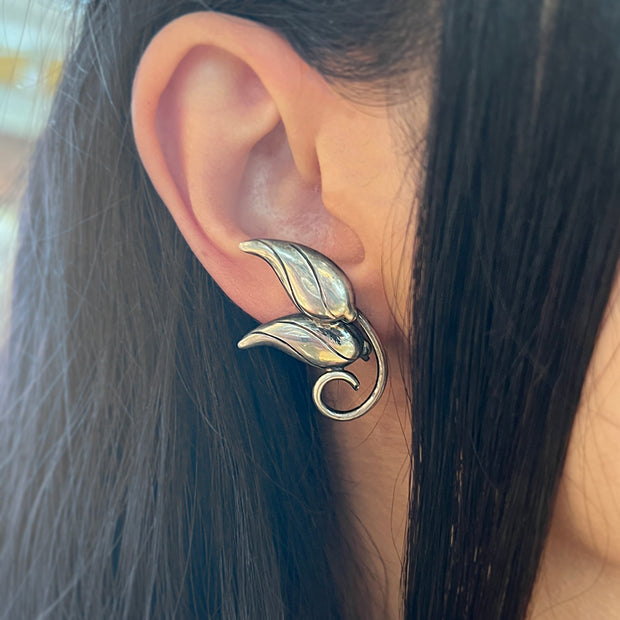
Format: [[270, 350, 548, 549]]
[[131, 12, 365, 323]]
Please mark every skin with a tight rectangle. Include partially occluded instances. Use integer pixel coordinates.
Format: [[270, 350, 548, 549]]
[[528, 274, 620, 619], [131, 12, 620, 618]]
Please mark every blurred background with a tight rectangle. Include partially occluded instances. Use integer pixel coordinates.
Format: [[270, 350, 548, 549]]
[[0, 0, 73, 338]]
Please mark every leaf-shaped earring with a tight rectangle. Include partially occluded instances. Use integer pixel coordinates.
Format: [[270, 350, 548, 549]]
[[237, 239, 388, 421]]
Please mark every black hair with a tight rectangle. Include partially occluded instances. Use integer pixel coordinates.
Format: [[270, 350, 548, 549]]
[[1, 0, 619, 618]]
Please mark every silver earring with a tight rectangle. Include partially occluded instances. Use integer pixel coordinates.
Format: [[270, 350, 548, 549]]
[[237, 239, 387, 421]]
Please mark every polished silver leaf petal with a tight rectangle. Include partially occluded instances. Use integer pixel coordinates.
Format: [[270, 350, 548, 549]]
[[239, 239, 357, 323], [237, 314, 364, 368]]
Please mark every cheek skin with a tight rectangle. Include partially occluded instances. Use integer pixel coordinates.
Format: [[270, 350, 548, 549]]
[[381, 88, 430, 342], [553, 273, 620, 566], [316, 87, 429, 343]]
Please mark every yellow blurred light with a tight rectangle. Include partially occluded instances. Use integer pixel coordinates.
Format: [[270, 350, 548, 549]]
[[0, 53, 29, 86], [43, 59, 63, 94]]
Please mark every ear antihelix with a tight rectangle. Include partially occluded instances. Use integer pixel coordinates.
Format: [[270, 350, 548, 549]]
[[237, 239, 387, 421]]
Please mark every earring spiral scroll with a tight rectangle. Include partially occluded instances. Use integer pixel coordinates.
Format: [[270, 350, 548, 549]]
[[236, 239, 388, 421]]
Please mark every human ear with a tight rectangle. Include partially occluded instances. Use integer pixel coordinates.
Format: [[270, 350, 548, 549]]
[[131, 12, 412, 335]]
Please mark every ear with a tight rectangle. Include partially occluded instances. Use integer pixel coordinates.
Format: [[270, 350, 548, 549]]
[[131, 12, 411, 336]]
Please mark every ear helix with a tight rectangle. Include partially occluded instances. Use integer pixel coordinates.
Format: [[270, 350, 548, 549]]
[[237, 239, 388, 421]]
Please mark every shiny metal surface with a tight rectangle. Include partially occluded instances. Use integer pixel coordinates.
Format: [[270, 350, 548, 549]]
[[239, 239, 358, 323], [238, 314, 365, 368], [312, 313, 387, 421], [238, 239, 388, 421]]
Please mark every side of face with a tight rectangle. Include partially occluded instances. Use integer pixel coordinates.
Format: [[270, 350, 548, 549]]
[[552, 273, 620, 566], [131, 8, 620, 586]]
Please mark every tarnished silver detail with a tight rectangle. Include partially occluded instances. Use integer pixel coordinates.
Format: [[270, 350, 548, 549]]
[[237, 239, 388, 421], [239, 239, 358, 323], [238, 315, 366, 368]]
